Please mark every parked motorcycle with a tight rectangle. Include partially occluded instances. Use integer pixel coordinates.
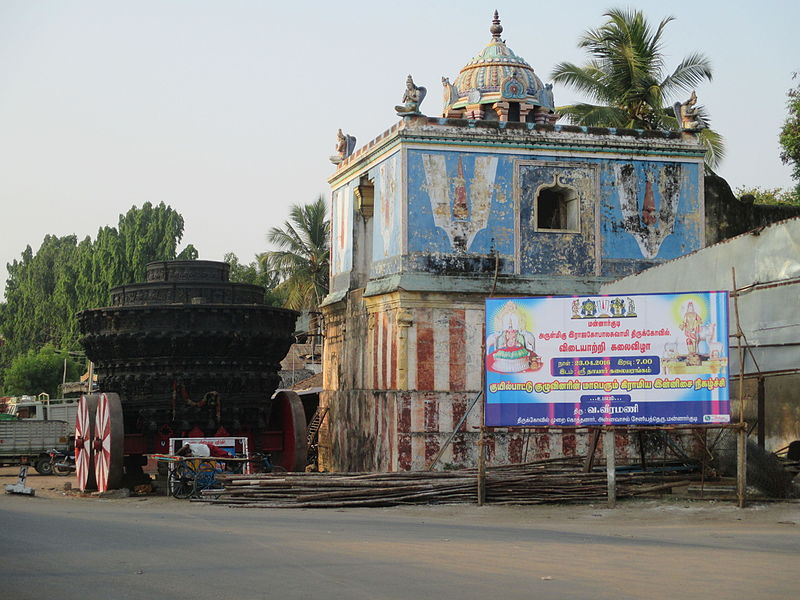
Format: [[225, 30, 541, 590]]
[[48, 447, 75, 476]]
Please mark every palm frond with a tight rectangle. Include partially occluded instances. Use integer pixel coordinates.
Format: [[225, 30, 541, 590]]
[[697, 126, 726, 170], [553, 7, 718, 148], [556, 103, 632, 128], [551, 62, 607, 101], [660, 53, 713, 95], [260, 196, 329, 311]]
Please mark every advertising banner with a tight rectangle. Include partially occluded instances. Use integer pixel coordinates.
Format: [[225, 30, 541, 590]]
[[485, 292, 730, 427]]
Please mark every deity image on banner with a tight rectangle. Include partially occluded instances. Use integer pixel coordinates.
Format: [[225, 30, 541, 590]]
[[485, 301, 543, 373], [661, 295, 728, 375]]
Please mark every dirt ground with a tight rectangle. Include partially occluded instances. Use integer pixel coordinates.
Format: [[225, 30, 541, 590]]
[[0, 465, 167, 501], [4, 465, 800, 521], [4, 466, 800, 600]]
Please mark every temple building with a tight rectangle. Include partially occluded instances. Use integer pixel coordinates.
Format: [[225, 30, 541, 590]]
[[319, 14, 708, 471]]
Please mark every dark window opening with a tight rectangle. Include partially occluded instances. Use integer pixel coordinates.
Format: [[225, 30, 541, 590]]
[[508, 102, 520, 122], [536, 185, 579, 231], [484, 107, 498, 121]]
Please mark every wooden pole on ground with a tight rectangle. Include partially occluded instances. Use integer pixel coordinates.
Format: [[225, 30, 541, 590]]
[[477, 426, 486, 506], [604, 428, 616, 508], [756, 376, 765, 449], [732, 268, 747, 508], [583, 428, 601, 473], [737, 423, 747, 508], [477, 320, 487, 506]]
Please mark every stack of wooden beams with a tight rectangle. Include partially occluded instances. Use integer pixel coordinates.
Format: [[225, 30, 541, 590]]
[[196, 457, 693, 508]]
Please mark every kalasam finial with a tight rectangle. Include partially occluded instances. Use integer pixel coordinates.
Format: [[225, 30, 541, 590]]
[[490, 10, 503, 40]]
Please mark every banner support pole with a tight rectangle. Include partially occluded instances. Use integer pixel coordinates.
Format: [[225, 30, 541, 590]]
[[604, 428, 616, 508]]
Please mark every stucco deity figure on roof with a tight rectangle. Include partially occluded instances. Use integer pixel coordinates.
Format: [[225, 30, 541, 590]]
[[673, 91, 707, 131], [540, 83, 555, 111], [395, 75, 426, 116], [330, 128, 357, 164], [442, 77, 458, 112]]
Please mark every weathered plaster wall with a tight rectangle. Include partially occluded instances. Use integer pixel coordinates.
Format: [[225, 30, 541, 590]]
[[330, 183, 354, 281], [730, 374, 800, 451], [322, 120, 710, 472], [518, 161, 597, 276], [705, 174, 800, 245], [320, 389, 705, 472], [407, 151, 511, 255], [319, 289, 708, 471], [330, 151, 403, 293], [602, 217, 800, 451], [403, 148, 702, 281], [372, 153, 403, 265]]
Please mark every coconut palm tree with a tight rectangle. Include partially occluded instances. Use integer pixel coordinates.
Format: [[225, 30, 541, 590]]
[[551, 8, 725, 168], [259, 196, 330, 311]]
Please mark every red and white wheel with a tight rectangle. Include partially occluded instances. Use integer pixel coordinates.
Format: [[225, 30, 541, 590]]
[[75, 394, 99, 491], [273, 391, 307, 473], [93, 392, 124, 493]]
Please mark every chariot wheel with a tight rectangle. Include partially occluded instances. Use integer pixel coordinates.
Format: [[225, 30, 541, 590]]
[[93, 393, 124, 493], [272, 391, 307, 472], [75, 394, 99, 491]]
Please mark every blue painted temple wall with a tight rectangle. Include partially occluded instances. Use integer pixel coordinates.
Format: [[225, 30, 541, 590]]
[[330, 180, 354, 280], [371, 152, 403, 274], [330, 151, 403, 293], [405, 148, 702, 278], [330, 146, 702, 292]]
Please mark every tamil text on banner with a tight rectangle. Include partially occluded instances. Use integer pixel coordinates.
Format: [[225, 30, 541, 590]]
[[484, 292, 730, 427]]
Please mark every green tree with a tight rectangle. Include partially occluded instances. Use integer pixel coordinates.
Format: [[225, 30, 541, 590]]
[[224, 252, 285, 306], [116, 201, 192, 283], [779, 73, 800, 190], [551, 8, 725, 168], [3, 344, 83, 398], [734, 186, 800, 206], [1, 203, 196, 379], [1, 235, 81, 361], [259, 197, 329, 311]]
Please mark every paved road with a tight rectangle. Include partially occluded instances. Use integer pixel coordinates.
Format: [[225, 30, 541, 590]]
[[1, 489, 798, 600]]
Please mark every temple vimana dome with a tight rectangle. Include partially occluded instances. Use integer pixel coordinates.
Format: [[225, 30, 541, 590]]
[[321, 9, 718, 473], [443, 11, 556, 123]]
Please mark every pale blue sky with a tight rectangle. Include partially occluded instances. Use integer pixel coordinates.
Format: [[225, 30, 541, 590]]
[[1, 1, 797, 296]]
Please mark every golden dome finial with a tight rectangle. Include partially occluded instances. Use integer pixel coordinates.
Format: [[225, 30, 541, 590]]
[[490, 10, 503, 41]]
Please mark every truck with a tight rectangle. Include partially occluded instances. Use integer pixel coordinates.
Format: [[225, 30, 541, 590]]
[[0, 419, 71, 475], [4, 393, 80, 424]]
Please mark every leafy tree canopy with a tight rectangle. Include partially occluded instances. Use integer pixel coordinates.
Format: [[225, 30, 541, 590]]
[[1, 202, 196, 381], [224, 252, 285, 307], [259, 197, 329, 311], [551, 7, 724, 168], [2, 344, 83, 398], [779, 73, 800, 189], [734, 186, 800, 206]]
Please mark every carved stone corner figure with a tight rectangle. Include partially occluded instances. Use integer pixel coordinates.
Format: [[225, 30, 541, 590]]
[[673, 91, 707, 131], [395, 75, 427, 116], [540, 83, 555, 111], [330, 128, 357, 165], [442, 76, 458, 111]]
